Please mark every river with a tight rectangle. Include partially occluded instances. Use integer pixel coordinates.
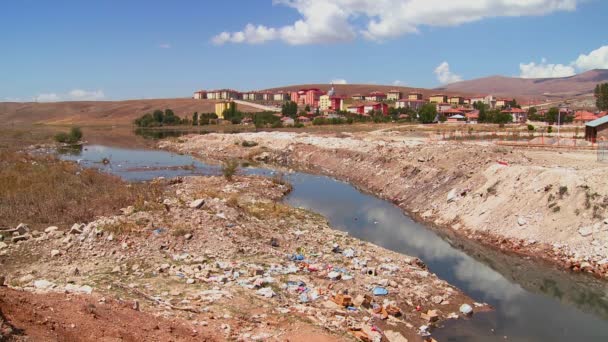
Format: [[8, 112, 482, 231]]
[[59, 143, 608, 341]]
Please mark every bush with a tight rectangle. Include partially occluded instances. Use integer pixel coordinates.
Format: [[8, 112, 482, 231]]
[[527, 124, 535, 131], [54, 127, 83, 144], [222, 159, 239, 181], [548, 126, 553, 133], [241, 140, 258, 147]]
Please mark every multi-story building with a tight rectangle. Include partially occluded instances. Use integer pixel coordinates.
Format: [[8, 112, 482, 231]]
[[193, 90, 207, 99], [365, 91, 387, 102], [273, 91, 290, 102], [319, 94, 331, 110], [448, 96, 464, 105], [387, 90, 402, 101], [429, 94, 448, 103], [331, 96, 345, 111], [495, 98, 512, 108], [215, 101, 235, 119], [408, 92, 423, 101], [395, 99, 425, 111], [304, 88, 323, 107]]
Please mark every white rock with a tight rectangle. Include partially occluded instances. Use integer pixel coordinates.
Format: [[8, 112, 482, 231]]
[[45, 226, 59, 233], [0, 242, 7, 250], [65, 284, 93, 294], [189, 199, 205, 209], [50, 249, 61, 257], [579, 226, 593, 237], [447, 189, 458, 203], [517, 217, 527, 226], [33, 279, 55, 290], [256, 287, 275, 298]]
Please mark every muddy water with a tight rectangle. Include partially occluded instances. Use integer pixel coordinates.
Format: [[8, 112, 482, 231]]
[[60, 145, 608, 341]]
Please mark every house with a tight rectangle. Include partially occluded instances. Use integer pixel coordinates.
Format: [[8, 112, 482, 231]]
[[496, 98, 513, 108], [574, 111, 599, 124], [351, 93, 364, 101], [347, 105, 364, 114], [447, 114, 466, 123], [585, 116, 608, 142], [206, 90, 220, 100], [442, 108, 463, 118], [448, 96, 464, 105], [281, 117, 295, 126], [470, 95, 496, 108], [429, 94, 448, 103], [273, 91, 290, 102], [502, 108, 527, 123], [408, 92, 423, 101], [463, 98, 471, 105], [193, 90, 207, 99], [598, 111, 608, 118], [220, 89, 241, 100], [466, 110, 479, 124], [395, 99, 425, 111], [215, 101, 234, 119], [387, 90, 402, 101], [363, 102, 389, 115], [365, 91, 387, 102], [437, 103, 452, 112]]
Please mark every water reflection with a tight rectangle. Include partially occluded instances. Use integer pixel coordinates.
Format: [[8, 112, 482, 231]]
[[57, 145, 608, 341], [134, 128, 210, 140]]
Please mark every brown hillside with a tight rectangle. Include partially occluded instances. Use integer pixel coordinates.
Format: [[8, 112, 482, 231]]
[[436, 69, 608, 101], [0, 98, 261, 126]]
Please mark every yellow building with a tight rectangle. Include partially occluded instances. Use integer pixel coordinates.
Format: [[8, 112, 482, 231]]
[[319, 95, 331, 110], [429, 94, 448, 103], [387, 90, 402, 101], [408, 92, 423, 100], [215, 101, 234, 119], [448, 96, 464, 105]]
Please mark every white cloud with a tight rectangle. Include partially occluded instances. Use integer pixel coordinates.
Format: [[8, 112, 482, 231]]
[[519, 58, 576, 78], [519, 45, 608, 78], [33, 89, 105, 102], [212, 0, 578, 45], [434, 61, 462, 84], [573, 45, 608, 71], [392, 80, 406, 86], [158, 43, 171, 49], [331, 78, 348, 84]]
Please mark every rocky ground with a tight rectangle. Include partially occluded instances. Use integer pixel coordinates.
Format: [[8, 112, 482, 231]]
[[0, 174, 479, 341], [161, 130, 608, 279]]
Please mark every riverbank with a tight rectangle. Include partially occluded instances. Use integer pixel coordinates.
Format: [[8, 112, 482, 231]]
[[0, 144, 481, 341], [162, 130, 608, 279]]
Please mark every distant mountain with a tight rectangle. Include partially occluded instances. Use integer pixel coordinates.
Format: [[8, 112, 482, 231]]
[[436, 69, 608, 101]]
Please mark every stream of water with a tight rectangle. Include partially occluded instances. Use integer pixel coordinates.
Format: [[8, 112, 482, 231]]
[[60, 144, 608, 341]]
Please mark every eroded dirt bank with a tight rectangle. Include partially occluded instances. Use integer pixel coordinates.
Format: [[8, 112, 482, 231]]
[[162, 131, 608, 278], [1, 174, 476, 341]]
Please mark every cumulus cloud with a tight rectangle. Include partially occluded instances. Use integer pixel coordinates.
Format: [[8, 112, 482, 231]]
[[434, 61, 462, 84], [520, 45, 608, 78], [330, 78, 348, 84], [519, 58, 576, 78], [33, 89, 105, 102], [573, 45, 608, 71], [212, 0, 578, 45], [392, 80, 406, 86]]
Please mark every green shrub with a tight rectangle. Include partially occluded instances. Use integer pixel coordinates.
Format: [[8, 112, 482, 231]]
[[222, 159, 239, 181], [548, 126, 553, 134], [54, 127, 83, 144], [527, 124, 535, 131]]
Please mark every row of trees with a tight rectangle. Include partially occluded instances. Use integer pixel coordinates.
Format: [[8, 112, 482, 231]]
[[134, 109, 188, 127], [527, 107, 573, 124]]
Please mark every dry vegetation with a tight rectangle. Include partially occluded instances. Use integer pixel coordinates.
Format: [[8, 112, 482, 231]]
[[0, 127, 161, 230]]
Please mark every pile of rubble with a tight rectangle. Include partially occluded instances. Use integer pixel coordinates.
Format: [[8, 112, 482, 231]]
[[0, 175, 482, 341]]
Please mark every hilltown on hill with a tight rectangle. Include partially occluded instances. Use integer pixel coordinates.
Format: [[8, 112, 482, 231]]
[[194, 86, 608, 141]]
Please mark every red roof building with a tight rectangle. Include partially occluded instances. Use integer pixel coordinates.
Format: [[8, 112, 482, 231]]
[[574, 111, 599, 123]]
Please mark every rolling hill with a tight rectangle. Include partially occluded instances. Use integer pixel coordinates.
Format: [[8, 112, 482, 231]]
[[0, 98, 262, 126], [436, 69, 608, 101]]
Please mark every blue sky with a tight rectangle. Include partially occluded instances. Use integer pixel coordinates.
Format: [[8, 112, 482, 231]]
[[1, 0, 607, 101]]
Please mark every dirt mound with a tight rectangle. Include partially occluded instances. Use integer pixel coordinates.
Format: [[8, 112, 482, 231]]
[[0, 287, 209, 341]]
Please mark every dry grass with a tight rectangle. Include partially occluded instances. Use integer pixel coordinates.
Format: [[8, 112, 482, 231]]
[[0, 150, 162, 229]]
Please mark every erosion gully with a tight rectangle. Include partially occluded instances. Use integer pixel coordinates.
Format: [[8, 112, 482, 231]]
[[59, 143, 608, 341]]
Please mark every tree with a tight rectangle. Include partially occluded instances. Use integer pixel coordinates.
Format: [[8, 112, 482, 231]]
[[478, 105, 487, 123], [595, 83, 608, 110], [507, 99, 521, 109], [153, 110, 164, 123], [418, 103, 437, 124], [192, 112, 199, 126], [545, 107, 560, 124], [281, 101, 298, 118], [304, 104, 311, 112]]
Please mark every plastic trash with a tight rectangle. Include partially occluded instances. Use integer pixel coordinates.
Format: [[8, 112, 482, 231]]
[[342, 248, 355, 258], [328, 271, 341, 280], [256, 287, 276, 298], [290, 254, 305, 261], [372, 287, 388, 296], [299, 293, 309, 303], [459, 303, 473, 316], [152, 228, 165, 235]]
